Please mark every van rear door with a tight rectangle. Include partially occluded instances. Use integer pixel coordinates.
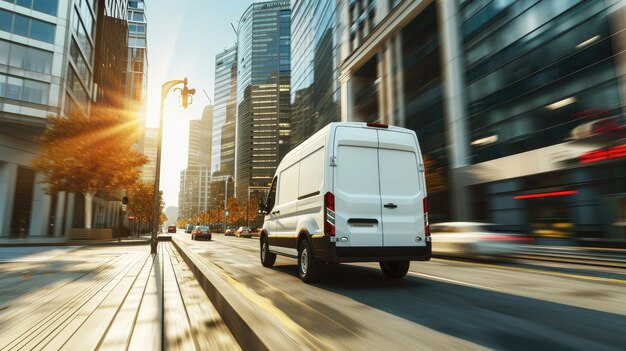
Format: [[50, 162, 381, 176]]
[[378, 130, 426, 247], [333, 127, 383, 248]]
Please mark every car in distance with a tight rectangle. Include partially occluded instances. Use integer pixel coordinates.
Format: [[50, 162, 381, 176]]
[[225, 228, 235, 236], [258, 122, 431, 283], [236, 226, 252, 238], [192, 226, 212, 241], [167, 225, 177, 233], [429, 222, 534, 258], [185, 224, 194, 234]]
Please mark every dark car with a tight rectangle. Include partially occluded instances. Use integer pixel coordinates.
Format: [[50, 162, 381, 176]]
[[192, 226, 212, 241], [185, 224, 194, 234], [167, 225, 177, 233]]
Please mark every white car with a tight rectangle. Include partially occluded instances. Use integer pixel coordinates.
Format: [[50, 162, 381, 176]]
[[429, 222, 534, 257], [258, 122, 431, 282], [236, 226, 252, 238]]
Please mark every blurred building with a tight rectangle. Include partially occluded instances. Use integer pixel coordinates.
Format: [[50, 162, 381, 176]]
[[336, 0, 626, 242], [179, 105, 214, 220], [234, 0, 291, 200]]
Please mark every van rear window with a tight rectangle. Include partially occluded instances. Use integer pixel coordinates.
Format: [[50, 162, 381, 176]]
[[379, 149, 420, 196]]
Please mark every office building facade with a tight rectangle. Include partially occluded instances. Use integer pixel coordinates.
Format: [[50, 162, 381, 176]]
[[1, 0, 135, 237], [188, 105, 213, 167], [337, 0, 626, 241], [235, 0, 291, 200], [178, 166, 212, 221], [125, 0, 148, 117]]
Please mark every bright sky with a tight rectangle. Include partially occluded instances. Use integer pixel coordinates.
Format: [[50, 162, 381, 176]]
[[146, 1, 253, 208]]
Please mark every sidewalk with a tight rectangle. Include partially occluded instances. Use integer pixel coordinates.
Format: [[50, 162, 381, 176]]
[[0, 242, 240, 350]]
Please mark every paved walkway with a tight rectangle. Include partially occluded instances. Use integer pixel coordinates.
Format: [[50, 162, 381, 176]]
[[0, 235, 152, 247], [0, 243, 239, 351]]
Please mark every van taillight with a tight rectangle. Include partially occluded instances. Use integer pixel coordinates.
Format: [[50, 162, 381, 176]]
[[423, 197, 430, 237], [324, 192, 335, 236]]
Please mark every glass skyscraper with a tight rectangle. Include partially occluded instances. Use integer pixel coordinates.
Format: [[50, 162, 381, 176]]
[[212, 45, 237, 177], [235, 0, 291, 201], [289, 0, 342, 149]]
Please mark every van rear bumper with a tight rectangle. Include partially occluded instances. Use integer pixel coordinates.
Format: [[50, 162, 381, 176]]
[[311, 236, 432, 263]]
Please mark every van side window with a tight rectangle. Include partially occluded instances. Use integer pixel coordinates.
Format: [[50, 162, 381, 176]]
[[266, 177, 277, 211]]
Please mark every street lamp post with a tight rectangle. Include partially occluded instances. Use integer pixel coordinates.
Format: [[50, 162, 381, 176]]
[[150, 78, 195, 254]]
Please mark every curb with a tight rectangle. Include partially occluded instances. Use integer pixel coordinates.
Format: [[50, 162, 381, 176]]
[[0, 239, 150, 247], [511, 252, 626, 268], [171, 237, 316, 351]]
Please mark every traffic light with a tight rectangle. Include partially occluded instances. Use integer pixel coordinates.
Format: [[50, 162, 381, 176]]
[[181, 78, 196, 109], [122, 196, 129, 205]]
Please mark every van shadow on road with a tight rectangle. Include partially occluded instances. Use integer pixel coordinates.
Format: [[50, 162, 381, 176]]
[[272, 263, 626, 351]]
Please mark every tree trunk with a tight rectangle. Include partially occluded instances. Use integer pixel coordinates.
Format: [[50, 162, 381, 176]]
[[84, 192, 94, 229]]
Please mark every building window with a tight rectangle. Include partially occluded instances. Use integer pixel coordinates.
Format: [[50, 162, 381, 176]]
[[67, 68, 88, 110], [3, 39, 53, 74], [0, 10, 56, 43], [0, 73, 50, 104], [32, 0, 58, 16], [70, 38, 91, 85], [4, 0, 58, 16]]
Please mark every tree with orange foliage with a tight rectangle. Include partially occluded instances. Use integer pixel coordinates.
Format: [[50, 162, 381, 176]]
[[33, 108, 148, 229], [242, 196, 260, 226], [198, 210, 210, 225], [126, 181, 165, 233], [226, 197, 240, 225]]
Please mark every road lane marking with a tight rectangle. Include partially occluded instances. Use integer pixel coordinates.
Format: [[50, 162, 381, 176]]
[[408, 272, 492, 290], [431, 258, 626, 285]]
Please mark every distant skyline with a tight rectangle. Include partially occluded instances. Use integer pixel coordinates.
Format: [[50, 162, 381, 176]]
[[146, 1, 253, 208]]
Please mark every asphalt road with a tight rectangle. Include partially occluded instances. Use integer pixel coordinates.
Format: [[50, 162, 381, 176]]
[[175, 231, 626, 351]]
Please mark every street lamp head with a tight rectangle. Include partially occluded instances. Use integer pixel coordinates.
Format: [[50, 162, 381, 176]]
[[181, 80, 196, 109]]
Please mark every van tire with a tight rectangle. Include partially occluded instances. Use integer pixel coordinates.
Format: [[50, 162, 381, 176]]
[[260, 236, 276, 267], [379, 261, 410, 279], [298, 239, 322, 283]]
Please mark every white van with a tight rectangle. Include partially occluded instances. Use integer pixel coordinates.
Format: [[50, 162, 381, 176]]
[[259, 122, 431, 282]]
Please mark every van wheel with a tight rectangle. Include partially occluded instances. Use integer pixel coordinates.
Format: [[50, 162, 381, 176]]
[[379, 261, 410, 279], [298, 239, 322, 283], [260, 236, 276, 267]]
